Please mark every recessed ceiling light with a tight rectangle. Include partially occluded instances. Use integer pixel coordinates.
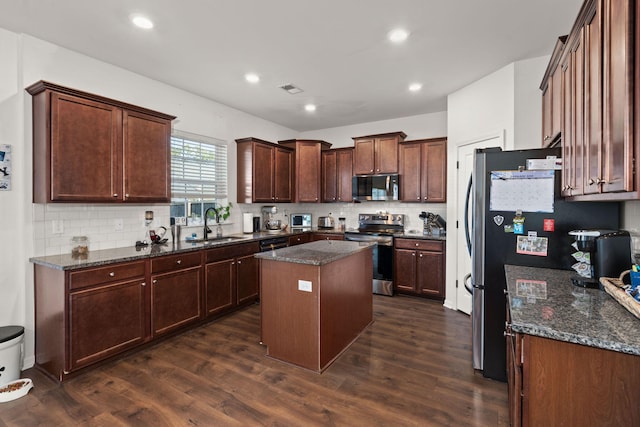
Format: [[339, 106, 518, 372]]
[[409, 83, 423, 92], [245, 73, 260, 84], [131, 15, 154, 29], [304, 104, 317, 112], [388, 28, 409, 43]]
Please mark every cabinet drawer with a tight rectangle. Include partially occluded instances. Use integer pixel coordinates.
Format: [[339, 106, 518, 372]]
[[288, 233, 311, 246], [69, 261, 146, 290], [395, 238, 443, 252], [151, 252, 201, 274], [206, 241, 259, 263]]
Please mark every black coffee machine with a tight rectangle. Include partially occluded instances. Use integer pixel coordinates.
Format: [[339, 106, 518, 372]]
[[569, 229, 631, 288]]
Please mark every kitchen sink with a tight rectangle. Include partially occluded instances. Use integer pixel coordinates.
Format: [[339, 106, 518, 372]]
[[187, 236, 248, 244]]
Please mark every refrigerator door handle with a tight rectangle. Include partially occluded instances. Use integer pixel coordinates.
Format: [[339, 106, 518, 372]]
[[464, 173, 473, 256], [463, 272, 473, 294]]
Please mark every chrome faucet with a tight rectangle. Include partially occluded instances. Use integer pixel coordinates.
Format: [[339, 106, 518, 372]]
[[203, 207, 216, 241]]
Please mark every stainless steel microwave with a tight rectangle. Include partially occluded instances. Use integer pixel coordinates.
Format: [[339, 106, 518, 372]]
[[352, 174, 399, 201]]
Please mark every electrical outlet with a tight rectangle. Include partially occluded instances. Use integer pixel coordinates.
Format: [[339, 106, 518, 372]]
[[114, 218, 124, 231], [52, 220, 64, 234], [298, 280, 312, 292]]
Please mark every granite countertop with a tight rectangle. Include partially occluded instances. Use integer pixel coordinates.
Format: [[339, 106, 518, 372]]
[[29, 227, 444, 271], [505, 264, 640, 356], [254, 240, 375, 266]]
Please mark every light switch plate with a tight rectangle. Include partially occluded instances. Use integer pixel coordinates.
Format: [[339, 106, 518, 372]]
[[298, 280, 312, 292], [52, 220, 63, 234]]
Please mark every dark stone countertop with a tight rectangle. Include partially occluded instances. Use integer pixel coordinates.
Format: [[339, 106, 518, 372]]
[[505, 264, 640, 356], [29, 227, 445, 271], [254, 240, 375, 266]]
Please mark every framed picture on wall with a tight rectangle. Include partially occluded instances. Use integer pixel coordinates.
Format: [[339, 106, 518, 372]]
[[0, 144, 11, 191]]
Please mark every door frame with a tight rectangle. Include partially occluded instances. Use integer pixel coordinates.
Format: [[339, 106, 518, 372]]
[[445, 130, 504, 314]]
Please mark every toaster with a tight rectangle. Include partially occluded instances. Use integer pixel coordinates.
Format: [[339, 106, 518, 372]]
[[317, 216, 335, 229]]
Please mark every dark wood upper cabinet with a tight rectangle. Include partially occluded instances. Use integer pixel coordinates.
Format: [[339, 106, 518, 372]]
[[279, 139, 332, 203], [399, 138, 447, 203], [545, 0, 637, 201], [236, 137, 293, 203], [540, 36, 567, 147], [27, 81, 175, 203], [352, 131, 406, 175], [322, 148, 353, 202]]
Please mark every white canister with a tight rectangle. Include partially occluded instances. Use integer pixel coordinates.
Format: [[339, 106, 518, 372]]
[[243, 213, 254, 233]]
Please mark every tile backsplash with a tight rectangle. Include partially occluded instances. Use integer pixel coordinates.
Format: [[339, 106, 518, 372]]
[[33, 202, 447, 256]]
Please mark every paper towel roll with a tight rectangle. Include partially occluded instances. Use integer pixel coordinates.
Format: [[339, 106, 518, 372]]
[[243, 213, 253, 233]]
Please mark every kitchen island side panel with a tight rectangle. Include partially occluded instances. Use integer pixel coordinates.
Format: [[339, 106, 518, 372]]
[[260, 259, 321, 371], [319, 248, 373, 368]]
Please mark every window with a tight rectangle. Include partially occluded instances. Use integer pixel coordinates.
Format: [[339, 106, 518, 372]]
[[170, 131, 228, 222]]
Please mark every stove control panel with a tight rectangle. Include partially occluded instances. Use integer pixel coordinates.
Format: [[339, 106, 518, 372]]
[[358, 213, 404, 226]]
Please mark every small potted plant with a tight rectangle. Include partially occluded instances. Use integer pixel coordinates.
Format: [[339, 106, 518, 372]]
[[208, 202, 232, 237]]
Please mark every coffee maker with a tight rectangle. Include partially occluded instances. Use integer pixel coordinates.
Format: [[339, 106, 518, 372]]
[[569, 229, 631, 288]]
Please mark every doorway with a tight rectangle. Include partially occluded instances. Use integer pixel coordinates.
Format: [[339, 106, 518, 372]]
[[454, 132, 504, 314]]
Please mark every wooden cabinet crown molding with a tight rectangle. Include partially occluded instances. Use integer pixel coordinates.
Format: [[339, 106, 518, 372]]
[[351, 131, 407, 141], [25, 80, 176, 121]]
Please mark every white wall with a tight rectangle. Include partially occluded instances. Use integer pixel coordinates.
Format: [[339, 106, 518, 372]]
[[444, 57, 549, 310], [2, 31, 299, 367]]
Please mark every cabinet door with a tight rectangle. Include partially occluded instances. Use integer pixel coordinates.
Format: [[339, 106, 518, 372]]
[[322, 150, 337, 202], [353, 138, 375, 174], [253, 143, 275, 202], [375, 136, 399, 174], [69, 279, 146, 370], [399, 143, 422, 202], [50, 92, 122, 201], [205, 259, 235, 317], [123, 110, 172, 202], [274, 147, 293, 202], [561, 51, 575, 197], [572, 30, 586, 196], [394, 249, 417, 292], [151, 267, 202, 336], [416, 251, 444, 298], [295, 142, 321, 202], [336, 148, 353, 202], [551, 64, 563, 140], [541, 84, 553, 145], [236, 253, 259, 305], [311, 233, 344, 241], [507, 329, 523, 427], [601, 0, 633, 193], [584, 2, 602, 195], [422, 140, 447, 202]]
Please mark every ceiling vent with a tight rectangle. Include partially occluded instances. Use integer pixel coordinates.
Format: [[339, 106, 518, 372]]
[[279, 83, 304, 94]]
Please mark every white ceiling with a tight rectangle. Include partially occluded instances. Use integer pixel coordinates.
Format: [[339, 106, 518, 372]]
[[0, 0, 583, 132]]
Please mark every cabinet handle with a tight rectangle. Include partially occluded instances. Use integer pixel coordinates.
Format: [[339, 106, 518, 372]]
[[232, 261, 235, 265], [412, 253, 416, 256], [596, 177, 605, 185], [109, 272, 115, 277], [415, 243, 419, 247], [504, 331, 515, 338], [503, 289, 509, 295], [113, 193, 118, 197], [176, 259, 182, 265], [588, 178, 596, 185], [142, 282, 146, 287], [125, 193, 130, 198], [419, 253, 423, 258], [544, 135, 551, 141], [152, 279, 157, 284]]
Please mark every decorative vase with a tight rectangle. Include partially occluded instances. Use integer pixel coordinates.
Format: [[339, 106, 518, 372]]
[[216, 223, 223, 238]]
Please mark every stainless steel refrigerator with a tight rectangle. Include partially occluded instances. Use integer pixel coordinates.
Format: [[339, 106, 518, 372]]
[[467, 147, 620, 382]]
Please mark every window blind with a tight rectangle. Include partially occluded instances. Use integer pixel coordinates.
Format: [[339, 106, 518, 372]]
[[171, 132, 228, 199]]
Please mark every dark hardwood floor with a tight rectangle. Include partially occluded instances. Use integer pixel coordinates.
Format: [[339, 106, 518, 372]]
[[0, 295, 507, 426]]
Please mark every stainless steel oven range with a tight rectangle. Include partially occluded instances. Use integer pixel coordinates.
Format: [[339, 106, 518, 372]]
[[344, 213, 404, 296]]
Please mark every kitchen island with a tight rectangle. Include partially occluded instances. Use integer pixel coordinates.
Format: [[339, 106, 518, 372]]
[[504, 265, 640, 426], [256, 240, 374, 372]]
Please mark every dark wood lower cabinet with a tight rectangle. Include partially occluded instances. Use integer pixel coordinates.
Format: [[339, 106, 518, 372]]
[[394, 238, 445, 299], [205, 241, 261, 318], [33, 241, 261, 381], [151, 267, 202, 337], [506, 331, 640, 425], [69, 279, 146, 371]]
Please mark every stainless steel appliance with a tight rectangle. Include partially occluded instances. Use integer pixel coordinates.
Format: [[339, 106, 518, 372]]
[[259, 236, 289, 252], [261, 206, 282, 232], [317, 215, 335, 229], [352, 174, 399, 201], [291, 213, 312, 228], [465, 147, 620, 382], [345, 213, 405, 296]]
